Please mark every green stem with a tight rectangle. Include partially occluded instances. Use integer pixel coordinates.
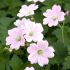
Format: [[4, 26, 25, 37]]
[[61, 25, 64, 44], [58, 64, 60, 70], [59, 22, 64, 44]]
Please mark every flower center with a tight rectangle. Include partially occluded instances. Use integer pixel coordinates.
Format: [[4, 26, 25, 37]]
[[52, 15, 58, 21], [15, 36, 21, 41], [28, 11, 32, 15], [37, 50, 43, 55], [29, 32, 33, 36]]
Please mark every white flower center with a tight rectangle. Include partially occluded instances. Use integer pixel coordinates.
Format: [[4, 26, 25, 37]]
[[15, 36, 21, 41], [52, 15, 58, 21], [37, 50, 43, 55], [28, 11, 32, 15]]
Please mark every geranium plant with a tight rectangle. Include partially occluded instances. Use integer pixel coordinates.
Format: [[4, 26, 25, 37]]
[[0, 0, 70, 70]]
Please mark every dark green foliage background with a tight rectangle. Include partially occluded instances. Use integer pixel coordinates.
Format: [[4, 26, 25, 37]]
[[0, 0, 70, 70]]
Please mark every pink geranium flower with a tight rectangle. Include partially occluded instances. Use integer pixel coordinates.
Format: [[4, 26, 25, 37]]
[[43, 4, 65, 27], [27, 40, 55, 67], [14, 18, 26, 27], [14, 18, 29, 29], [25, 67, 35, 70], [6, 28, 25, 50], [17, 4, 38, 17], [24, 21, 43, 42]]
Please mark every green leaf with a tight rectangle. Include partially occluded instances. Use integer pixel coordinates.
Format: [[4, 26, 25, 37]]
[[9, 55, 24, 70], [0, 62, 5, 70], [64, 0, 70, 3], [0, 0, 8, 9], [41, 0, 64, 13], [6, 0, 22, 8], [34, 9, 43, 23], [45, 64, 50, 70], [63, 56, 70, 69], [0, 11, 7, 17], [53, 26, 70, 47], [6, 65, 11, 70], [53, 26, 70, 56], [50, 41, 68, 64], [64, 3, 70, 11], [34, 64, 45, 70], [64, 3, 70, 25], [0, 17, 15, 45], [0, 50, 10, 70], [7, 0, 22, 16], [43, 0, 63, 6]]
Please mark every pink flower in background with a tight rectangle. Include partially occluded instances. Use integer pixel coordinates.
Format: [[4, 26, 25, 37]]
[[27, 40, 55, 67], [14, 18, 26, 28], [24, 21, 43, 42], [43, 4, 65, 27], [25, 67, 35, 70], [6, 28, 25, 50], [27, 0, 45, 2], [14, 18, 30, 29], [17, 4, 38, 17]]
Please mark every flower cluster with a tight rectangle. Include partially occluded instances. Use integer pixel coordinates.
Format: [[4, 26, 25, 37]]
[[6, 0, 66, 69]]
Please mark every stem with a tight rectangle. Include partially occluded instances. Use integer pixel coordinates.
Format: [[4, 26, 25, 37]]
[[59, 22, 64, 44], [61, 24, 64, 44], [58, 64, 60, 70]]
